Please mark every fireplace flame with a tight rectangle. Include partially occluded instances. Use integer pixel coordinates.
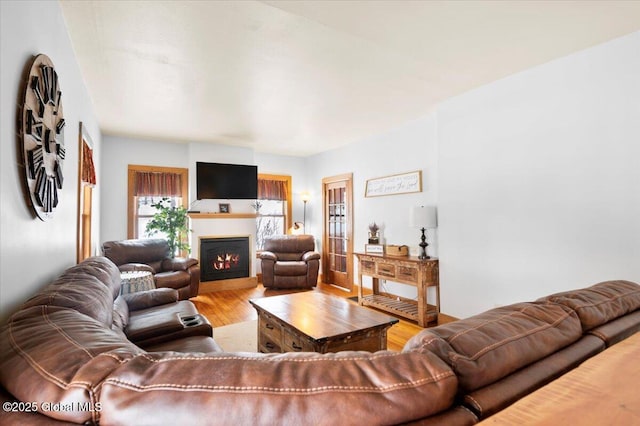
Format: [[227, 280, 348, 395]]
[[213, 253, 240, 270]]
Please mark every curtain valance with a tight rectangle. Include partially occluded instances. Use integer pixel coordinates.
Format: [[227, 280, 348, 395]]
[[258, 179, 287, 200], [134, 171, 182, 197], [81, 141, 97, 185]]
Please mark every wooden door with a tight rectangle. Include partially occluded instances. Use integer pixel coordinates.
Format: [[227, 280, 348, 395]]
[[77, 122, 95, 263], [322, 173, 353, 291], [79, 185, 93, 261]]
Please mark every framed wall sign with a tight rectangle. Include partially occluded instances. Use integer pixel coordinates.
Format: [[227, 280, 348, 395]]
[[365, 170, 422, 197]]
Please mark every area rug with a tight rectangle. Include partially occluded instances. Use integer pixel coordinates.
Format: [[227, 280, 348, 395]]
[[213, 320, 258, 352]]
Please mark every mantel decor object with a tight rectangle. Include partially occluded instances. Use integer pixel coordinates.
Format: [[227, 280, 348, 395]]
[[409, 206, 437, 259]]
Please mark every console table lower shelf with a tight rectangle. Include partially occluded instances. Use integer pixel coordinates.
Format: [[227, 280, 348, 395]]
[[360, 294, 439, 325]]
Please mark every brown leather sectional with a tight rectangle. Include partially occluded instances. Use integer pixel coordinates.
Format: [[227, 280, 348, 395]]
[[1, 256, 638, 425]]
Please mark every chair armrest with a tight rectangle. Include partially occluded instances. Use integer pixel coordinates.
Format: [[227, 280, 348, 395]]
[[119, 263, 155, 274], [259, 251, 277, 261], [302, 251, 321, 262], [162, 257, 198, 272], [123, 288, 179, 311]]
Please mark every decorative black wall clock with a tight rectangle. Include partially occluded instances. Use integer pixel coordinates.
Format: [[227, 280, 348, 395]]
[[21, 54, 65, 220]]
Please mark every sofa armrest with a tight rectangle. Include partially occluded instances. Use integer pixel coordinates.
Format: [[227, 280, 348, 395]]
[[119, 263, 155, 274], [123, 288, 179, 311], [259, 251, 277, 261], [162, 257, 198, 272], [302, 251, 321, 262]]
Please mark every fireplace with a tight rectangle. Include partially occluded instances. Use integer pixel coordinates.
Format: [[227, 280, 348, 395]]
[[200, 236, 250, 282]]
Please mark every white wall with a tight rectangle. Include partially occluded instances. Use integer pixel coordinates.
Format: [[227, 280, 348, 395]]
[[100, 137, 311, 248], [254, 152, 311, 229], [100, 135, 189, 242], [306, 114, 439, 298], [0, 1, 102, 320], [438, 31, 640, 318]]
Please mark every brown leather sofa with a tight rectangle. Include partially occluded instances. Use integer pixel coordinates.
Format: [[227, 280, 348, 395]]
[[102, 238, 200, 299], [259, 235, 320, 288], [1, 255, 638, 425]]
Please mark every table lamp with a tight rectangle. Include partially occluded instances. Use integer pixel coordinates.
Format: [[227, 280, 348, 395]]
[[410, 206, 437, 259]]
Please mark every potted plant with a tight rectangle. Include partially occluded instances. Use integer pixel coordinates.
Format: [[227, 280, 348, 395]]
[[145, 197, 190, 257], [368, 222, 380, 244]]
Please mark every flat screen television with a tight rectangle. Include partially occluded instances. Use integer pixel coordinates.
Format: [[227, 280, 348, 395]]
[[196, 162, 258, 200]]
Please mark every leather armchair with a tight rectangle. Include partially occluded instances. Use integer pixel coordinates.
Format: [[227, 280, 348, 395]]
[[260, 235, 320, 288], [102, 239, 200, 299]]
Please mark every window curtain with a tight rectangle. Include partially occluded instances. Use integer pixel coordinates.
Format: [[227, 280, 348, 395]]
[[81, 141, 97, 185], [258, 179, 287, 200], [134, 171, 182, 197]]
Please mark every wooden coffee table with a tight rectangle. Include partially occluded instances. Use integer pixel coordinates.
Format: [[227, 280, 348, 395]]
[[249, 292, 399, 354]]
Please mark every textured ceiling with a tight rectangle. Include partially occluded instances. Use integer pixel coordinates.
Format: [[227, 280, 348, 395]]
[[60, 1, 640, 156]]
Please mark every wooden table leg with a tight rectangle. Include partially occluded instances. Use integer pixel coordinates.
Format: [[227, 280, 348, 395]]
[[417, 274, 427, 327]]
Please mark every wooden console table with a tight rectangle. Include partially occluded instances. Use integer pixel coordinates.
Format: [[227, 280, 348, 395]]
[[355, 253, 439, 327]]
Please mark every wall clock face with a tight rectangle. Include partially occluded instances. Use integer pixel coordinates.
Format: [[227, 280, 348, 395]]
[[21, 54, 65, 221]]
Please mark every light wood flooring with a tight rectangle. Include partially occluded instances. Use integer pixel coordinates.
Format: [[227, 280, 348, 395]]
[[191, 282, 454, 352]]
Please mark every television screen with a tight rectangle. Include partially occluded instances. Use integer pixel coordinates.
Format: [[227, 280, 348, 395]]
[[196, 162, 258, 200]]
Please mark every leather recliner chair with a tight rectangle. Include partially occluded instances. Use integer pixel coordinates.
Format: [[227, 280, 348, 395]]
[[102, 238, 200, 299], [259, 235, 320, 289]]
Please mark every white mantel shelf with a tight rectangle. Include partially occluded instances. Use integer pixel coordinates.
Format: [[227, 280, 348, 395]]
[[189, 213, 257, 219]]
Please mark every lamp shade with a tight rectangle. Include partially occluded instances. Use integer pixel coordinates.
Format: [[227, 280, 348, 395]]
[[410, 206, 437, 229]]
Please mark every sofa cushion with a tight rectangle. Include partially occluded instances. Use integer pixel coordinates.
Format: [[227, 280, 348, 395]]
[[588, 309, 640, 346], [74, 256, 122, 299], [0, 306, 142, 424], [22, 273, 114, 328], [100, 350, 458, 425], [404, 302, 582, 391], [113, 296, 129, 330], [538, 280, 640, 331], [103, 239, 170, 270], [118, 262, 155, 274], [461, 334, 605, 419], [274, 261, 307, 276]]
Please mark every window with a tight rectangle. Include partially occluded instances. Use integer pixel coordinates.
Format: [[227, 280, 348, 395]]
[[256, 174, 292, 250], [134, 195, 183, 240], [127, 165, 188, 240]]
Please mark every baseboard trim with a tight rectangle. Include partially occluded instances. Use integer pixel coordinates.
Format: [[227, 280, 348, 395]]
[[199, 276, 258, 293]]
